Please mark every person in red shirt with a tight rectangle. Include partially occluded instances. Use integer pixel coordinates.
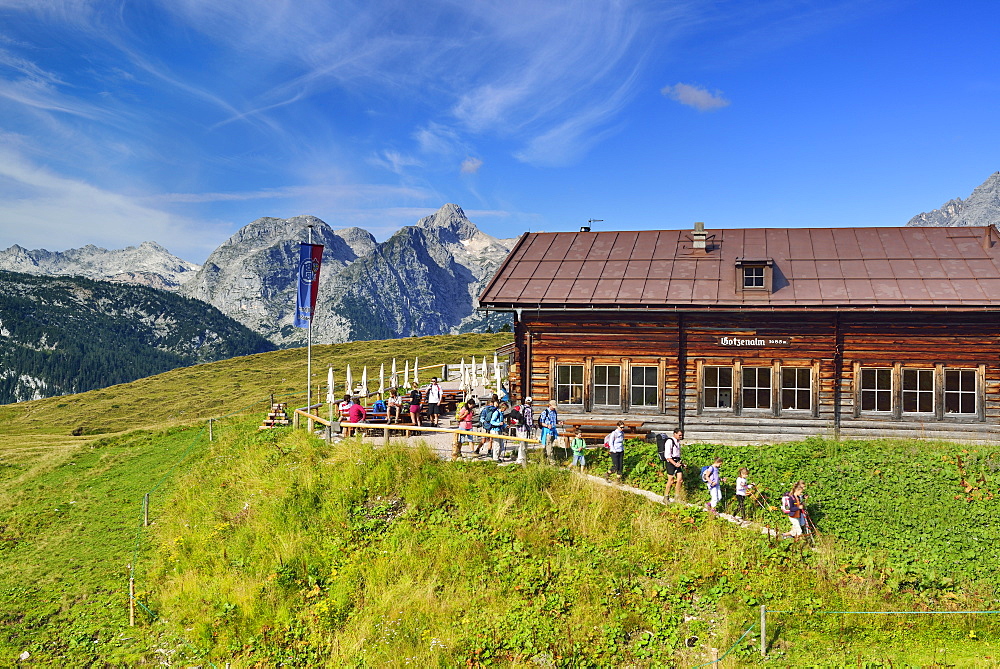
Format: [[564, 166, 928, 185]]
[[346, 401, 366, 437]]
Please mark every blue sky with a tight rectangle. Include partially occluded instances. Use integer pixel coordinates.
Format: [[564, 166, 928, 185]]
[[0, 0, 998, 263]]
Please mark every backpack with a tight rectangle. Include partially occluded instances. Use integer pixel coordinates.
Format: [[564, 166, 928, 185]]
[[489, 407, 506, 428], [655, 433, 668, 461], [480, 405, 497, 427], [701, 465, 713, 484], [507, 407, 525, 426], [540, 408, 554, 427], [781, 493, 800, 517], [372, 399, 386, 413], [603, 432, 612, 449]]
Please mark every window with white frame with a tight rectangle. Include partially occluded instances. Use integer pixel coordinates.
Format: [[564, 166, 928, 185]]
[[781, 367, 811, 410], [944, 369, 977, 414], [742, 367, 771, 409], [703, 366, 733, 409], [902, 368, 934, 414], [630, 366, 658, 407], [593, 365, 621, 406], [556, 364, 584, 405], [743, 266, 765, 288], [860, 368, 892, 412]]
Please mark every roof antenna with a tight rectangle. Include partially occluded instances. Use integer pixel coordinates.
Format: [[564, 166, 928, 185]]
[[581, 218, 602, 233]]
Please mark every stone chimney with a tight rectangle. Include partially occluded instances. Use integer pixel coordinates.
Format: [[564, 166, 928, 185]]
[[692, 222, 707, 250]]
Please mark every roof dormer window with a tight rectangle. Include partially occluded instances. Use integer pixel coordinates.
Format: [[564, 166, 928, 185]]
[[743, 265, 765, 288], [735, 258, 773, 293]]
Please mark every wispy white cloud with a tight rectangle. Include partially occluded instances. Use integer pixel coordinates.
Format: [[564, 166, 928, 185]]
[[368, 150, 423, 176], [661, 82, 730, 111], [460, 157, 483, 174], [0, 145, 220, 259], [515, 66, 639, 167], [150, 183, 431, 205], [414, 122, 465, 156]]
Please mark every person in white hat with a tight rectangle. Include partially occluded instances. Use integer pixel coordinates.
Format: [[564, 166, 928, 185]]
[[522, 397, 534, 439]]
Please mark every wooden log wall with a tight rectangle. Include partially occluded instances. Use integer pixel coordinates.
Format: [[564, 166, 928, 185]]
[[514, 314, 680, 415], [510, 310, 1000, 442]]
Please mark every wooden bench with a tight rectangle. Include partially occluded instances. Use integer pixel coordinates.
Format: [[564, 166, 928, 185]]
[[560, 419, 648, 443], [340, 407, 439, 436]]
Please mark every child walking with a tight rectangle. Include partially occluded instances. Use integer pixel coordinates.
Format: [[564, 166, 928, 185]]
[[570, 428, 586, 471], [702, 457, 723, 514], [734, 467, 751, 519]]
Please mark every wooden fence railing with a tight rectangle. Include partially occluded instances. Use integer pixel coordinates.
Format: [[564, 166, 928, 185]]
[[293, 407, 540, 460]]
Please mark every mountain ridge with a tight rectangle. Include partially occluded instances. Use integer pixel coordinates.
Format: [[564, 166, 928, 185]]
[[0, 269, 274, 403], [0, 240, 200, 290], [179, 204, 517, 347], [907, 172, 1000, 227]]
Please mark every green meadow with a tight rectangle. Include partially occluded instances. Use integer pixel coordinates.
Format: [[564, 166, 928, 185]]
[[1, 333, 999, 666]]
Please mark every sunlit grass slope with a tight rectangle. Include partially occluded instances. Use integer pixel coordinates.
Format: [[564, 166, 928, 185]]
[[142, 423, 1000, 667]]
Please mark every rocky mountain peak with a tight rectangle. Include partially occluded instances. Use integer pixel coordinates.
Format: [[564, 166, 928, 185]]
[[907, 171, 1000, 227], [415, 203, 480, 240]]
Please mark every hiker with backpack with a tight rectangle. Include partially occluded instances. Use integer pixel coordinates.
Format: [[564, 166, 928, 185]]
[[426, 377, 444, 426], [657, 428, 684, 503], [605, 421, 626, 479], [491, 401, 510, 461], [456, 400, 476, 455], [539, 400, 559, 463], [477, 399, 504, 457], [701, 457, 724, 514], [569, 427, 586, 471], [781, 481, 808, 539], [522, 397, 535, 438], [507, 402, 529, 465]]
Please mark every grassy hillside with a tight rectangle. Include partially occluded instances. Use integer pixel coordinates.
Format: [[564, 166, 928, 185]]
[[0, 332, 513, 440], [583, 437, 1000, 593], [1, 332, 999, 665]]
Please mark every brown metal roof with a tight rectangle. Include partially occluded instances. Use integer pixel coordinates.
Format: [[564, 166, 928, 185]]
[[478, 225, 1000, 310]]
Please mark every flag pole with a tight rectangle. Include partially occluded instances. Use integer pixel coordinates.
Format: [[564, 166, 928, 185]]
[[307, 225, 313, 417]]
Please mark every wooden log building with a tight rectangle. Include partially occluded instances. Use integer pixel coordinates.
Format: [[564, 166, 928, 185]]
[[477, 223, 1000, 444]]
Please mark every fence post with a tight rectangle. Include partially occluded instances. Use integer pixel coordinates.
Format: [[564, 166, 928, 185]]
[[143, 493, 150, 527], [293, 412, 300, 429], [383, 425, 389, 447], [129, 567, 135, 627], [760, 604, 767, 658], [208, 418, 214, 442]]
